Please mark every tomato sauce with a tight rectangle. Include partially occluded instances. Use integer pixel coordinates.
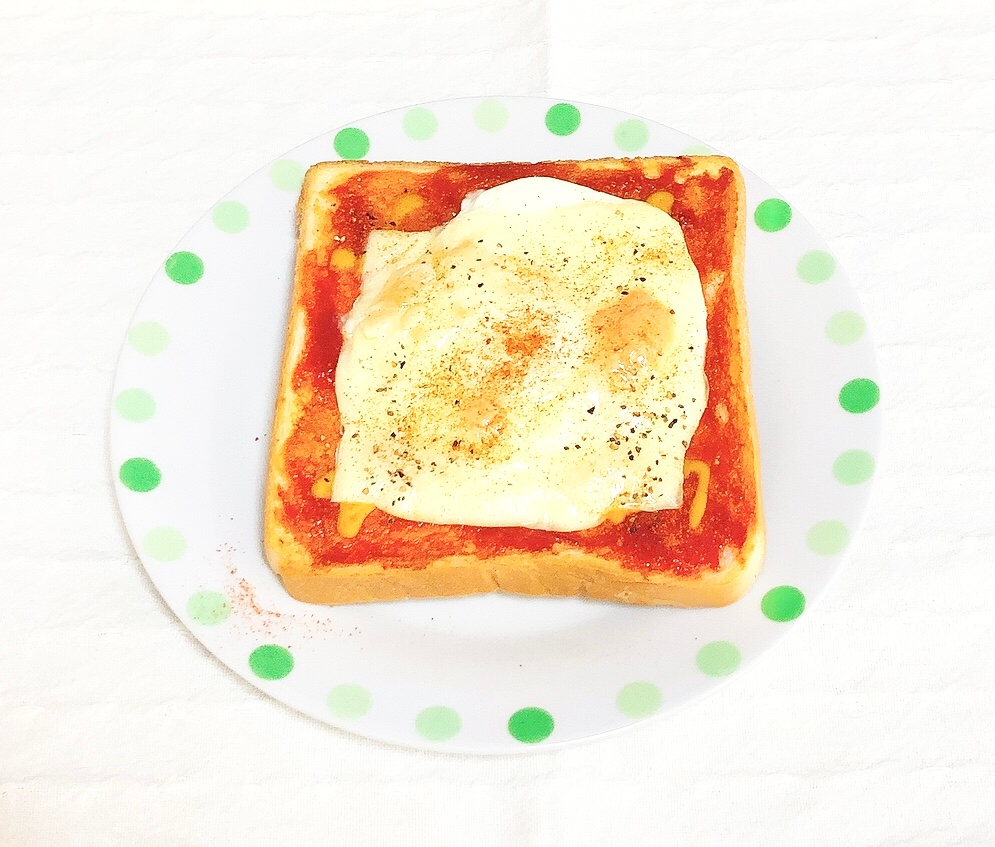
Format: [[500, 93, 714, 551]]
[[280, 160, 758, 574]]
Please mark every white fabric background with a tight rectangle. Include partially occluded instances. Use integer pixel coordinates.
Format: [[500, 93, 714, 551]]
[[2, 0, 993, 844]]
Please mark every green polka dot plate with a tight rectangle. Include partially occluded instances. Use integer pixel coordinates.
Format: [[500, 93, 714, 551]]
[[111, 97, 880, 752]]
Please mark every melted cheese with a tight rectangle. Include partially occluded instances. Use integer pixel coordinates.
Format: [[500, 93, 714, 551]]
[[337, 502, 375, 538], [391, 193, 424, 221], [332, 177, 708, 532], [330, 248, 356, 270], [683, 459, 711, 530], [311, 473, 335, 499]]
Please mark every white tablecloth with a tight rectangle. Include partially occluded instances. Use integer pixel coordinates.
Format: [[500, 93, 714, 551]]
[[2, 0, 993, 843]]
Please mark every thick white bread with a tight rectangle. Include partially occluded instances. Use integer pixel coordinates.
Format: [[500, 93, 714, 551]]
[[264, 158, 764, 606]]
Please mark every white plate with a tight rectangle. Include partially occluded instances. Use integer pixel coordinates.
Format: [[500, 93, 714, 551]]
[[111, 97, 880, 752]]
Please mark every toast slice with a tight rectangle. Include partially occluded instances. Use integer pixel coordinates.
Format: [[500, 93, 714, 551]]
[[264, 157, 764, 606]]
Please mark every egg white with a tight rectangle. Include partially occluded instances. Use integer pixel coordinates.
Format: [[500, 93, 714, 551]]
[[332, 177, 708, 532]]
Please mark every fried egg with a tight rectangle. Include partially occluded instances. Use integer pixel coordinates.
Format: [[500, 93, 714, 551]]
[[331, 176, 708, 532]]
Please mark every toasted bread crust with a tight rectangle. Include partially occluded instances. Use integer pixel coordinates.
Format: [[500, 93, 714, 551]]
[[264, 158, 764, 606]]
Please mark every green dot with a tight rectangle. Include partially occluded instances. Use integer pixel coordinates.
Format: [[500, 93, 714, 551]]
[[269, 159, 307, 192], [826, 310, 866, 345], [614, 118, 649, 153], [248, 645, 293, 680], [187, 590, 230, 626], [327, 684, 372, 719], [115, 388, 155, 422], [839, 378, 880, 413], [754, 198, 792, 232], [473, 99, 508, 132], [616, 682, 663, 718], [119, 457, 161, 492], [415, 706, 462, 741], [212, 200, 249, 234], [797, 250, 836, 283], [508, 707, 554, 743], [544, 103, 581, 137], [761, 585, 806, 622], [164, 251, 204, 285], [833, 449, 875, 485], [683, 144, 712, 155], [143, 526, 186, 561], [807, 520, 850, 555], [128, 321, 170, 355], [696, 641, 741, 676], [334, 127, 370, 160], [402, 107, 438, 140]]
